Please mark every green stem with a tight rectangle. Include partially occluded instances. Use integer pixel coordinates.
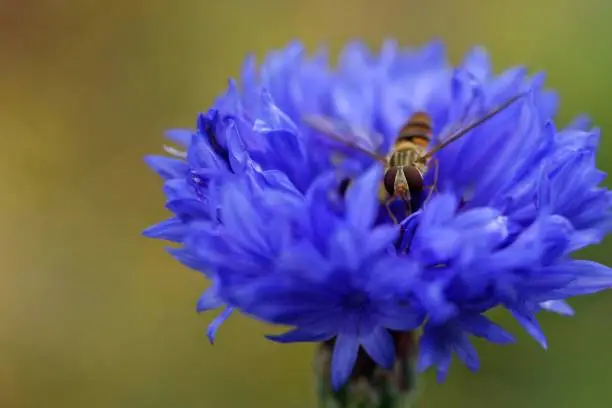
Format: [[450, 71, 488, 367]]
[[315, 332, 421, 408]]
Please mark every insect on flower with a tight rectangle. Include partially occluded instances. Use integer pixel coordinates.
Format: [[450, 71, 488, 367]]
[[303, 93, 525, 223], [144, 40, 612, 400]]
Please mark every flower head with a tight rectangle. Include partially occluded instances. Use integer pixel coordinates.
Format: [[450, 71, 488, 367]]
[[145, 40, 612, 388]]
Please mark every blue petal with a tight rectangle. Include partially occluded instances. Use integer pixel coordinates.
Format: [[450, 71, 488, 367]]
[[510, 307, 547, 349], [331, 332, 360, 390], [416, 333, 436, 373], [414, 279, 458, 324], [435, 352, 452, 383], [276, 240, 332, 282], [417, 318, 495, 381], [163, 178, 198, 201], [142, 218, 187, 242], [166, 199, 209, 220], [220, 185, 270, 254], [451, 207, 509, 252], [452, 207, 502, 230], [489, 67, 528, 104], [305, 172, 342, 246], [166, 247, 210, 274], [144, 155, 188, 180], [540, 300, 575, 316], [470, 96, 539, 202], [196, 286, 223, 312], [207, 307, 234, 344], [554, 128, 599, 155], [332, 45, 376, 128], [377, 306, 424, 332], [367, 256, 417, 294], [329, 228, 359, 271], [490, 214, 572, 270], [257, 89, 299, 133], [165, 129, 193, 146], [363, 224, 400, 258], [345, 164, 384, 232], [453, 334, 479, 372], [536, 89, 559, 120], [460, 314, 515, 344], [549, 260, 612, 297], [535, 166, 552, 211], [235, 279, 340, 326], [257, 169, 303, 197], [461, 46, 491, 83], [261, 129, 304, 160], [420, 193, 457, 226], [189, 118, 230, 171], [397, 211, 421, 251], [240, 53, 257, 95], [360, 326, 395, 370], [224, 120, 249, 172], [266, 326, 335, 343], [216, 79, 245, 119], [566, 114, 592, 131]]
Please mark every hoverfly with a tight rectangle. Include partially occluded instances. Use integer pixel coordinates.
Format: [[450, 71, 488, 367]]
[[303, 93, 525, 224]]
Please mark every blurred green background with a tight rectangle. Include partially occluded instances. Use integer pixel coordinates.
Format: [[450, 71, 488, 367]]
[[2, 0, 612, 407]]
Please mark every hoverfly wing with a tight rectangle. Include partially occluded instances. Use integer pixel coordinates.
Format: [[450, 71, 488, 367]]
[[303, 115, 387, 164], [347, 122, 385, 154]]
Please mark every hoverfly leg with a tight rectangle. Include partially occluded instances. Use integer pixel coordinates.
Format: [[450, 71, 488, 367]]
[[423, 158, 440, 202], [385, 198, 399, 224]]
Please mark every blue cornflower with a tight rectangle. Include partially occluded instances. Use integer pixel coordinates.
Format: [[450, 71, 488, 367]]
[[145, 40, 612, 388]]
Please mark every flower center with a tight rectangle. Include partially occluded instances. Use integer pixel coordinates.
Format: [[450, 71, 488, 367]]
[[342, 291, 369, 311]]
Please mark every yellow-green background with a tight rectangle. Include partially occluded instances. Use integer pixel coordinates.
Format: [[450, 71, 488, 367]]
[[3, 1, 612, 407]]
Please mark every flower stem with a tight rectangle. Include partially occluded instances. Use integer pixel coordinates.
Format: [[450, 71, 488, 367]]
[[315, 332, 420, 408]]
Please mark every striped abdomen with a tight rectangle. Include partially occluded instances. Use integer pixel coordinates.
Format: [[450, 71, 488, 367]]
[[397, 111, 433, 147]]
